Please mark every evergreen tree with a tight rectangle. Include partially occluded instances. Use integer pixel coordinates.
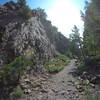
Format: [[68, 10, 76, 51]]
[[18, 0, 26, 8], [80, 0, 100, 66], [82, 0, 100, 58], [69, 25, 85, 61], [18, 0, 32, 20]]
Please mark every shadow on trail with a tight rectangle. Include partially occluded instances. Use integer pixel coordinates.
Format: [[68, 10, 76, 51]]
[[68, 67, 80, 78]]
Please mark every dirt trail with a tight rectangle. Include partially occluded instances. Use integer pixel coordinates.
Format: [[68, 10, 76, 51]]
[[37, 60, 84, 100]]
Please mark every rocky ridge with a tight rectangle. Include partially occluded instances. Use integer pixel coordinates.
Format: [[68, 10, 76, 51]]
[[0, 1, 60, 72]]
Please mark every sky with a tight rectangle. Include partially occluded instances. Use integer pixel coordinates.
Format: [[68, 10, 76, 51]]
[[0, 0, 85, 37]]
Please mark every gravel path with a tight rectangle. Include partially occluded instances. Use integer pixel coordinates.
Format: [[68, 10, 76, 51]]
[[37, 60, 85, 100], [18, 60, 85, 100]]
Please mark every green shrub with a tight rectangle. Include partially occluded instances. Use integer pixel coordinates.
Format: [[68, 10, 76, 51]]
[[5, 55, 32, 74], [85, 93, 100, 100], [85, 87, 100, 100], [47, 65, 64, 73], [14, 88, 23, 97], [44, 55, 70, 73], [55, 55, 70, 64], [0, 55, 33, 84]]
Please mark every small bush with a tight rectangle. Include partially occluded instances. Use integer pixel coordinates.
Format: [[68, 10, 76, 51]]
[[55, 55, 70, 64], [5, 55, 33, 75], [85, 87, 100, 100], [44, 55, 70, 73], [47, 65, 64, 73], [0, 55, 33, 85], [85, 93, 100, 100], [14, 88, 23, 97]]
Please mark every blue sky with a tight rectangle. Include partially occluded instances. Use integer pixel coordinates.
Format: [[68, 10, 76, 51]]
[[0, 0, 85, 12], [0, 0, 86, 37]]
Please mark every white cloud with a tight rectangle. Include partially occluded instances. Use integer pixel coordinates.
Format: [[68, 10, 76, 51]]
[[47, 0, 84, 37]]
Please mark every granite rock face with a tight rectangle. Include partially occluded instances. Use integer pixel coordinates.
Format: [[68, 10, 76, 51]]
[[0, 17, 57, 71], [0, 2, 67, 72]]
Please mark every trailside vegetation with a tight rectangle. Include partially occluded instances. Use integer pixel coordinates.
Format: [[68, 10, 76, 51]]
[[69, 0, 100, 71], [44, 55, 70, 73]]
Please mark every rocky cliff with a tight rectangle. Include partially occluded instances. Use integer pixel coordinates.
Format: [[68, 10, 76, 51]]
[[0, 1, 68, 72], [0, 1, 57, 72], [0, 1, 70, 99]]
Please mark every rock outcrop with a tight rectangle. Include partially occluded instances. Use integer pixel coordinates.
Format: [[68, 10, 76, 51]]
[[0, 2, 71, 99], [0, 1, 59, 72], [41, 19, 70, 54], [0, 1, 68, 72]]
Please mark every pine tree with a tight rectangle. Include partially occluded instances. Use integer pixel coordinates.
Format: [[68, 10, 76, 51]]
[[69, 25, 85, 61], [18, 0, 26, 8], [80, 0, 100, 66], [18, 0, 32, 20]]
